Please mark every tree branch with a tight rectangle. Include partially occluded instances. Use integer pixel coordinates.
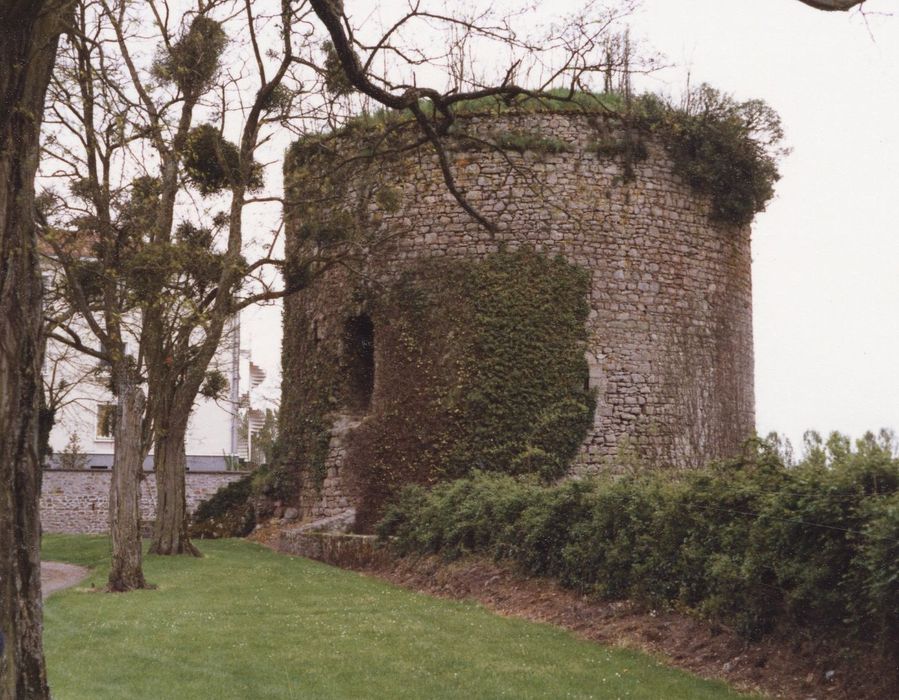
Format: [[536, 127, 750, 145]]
[[796, 0, 865, 10]]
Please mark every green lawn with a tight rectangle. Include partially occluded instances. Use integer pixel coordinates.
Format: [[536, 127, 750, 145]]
[[42, 535, 749, 700]]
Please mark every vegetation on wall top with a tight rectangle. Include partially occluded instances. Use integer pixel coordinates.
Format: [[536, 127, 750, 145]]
[[285, 85, 784, 228], [630, 87, 785, 225]]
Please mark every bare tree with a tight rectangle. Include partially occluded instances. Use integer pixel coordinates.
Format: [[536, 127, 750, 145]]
[[41, 0, 157, 590], [41, 0, 311, 558], [39, 339, 99, 464], [0, 0, 72, 695]]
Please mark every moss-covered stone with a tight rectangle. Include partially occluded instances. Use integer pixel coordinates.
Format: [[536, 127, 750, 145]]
[[286, 86, 783, 226]]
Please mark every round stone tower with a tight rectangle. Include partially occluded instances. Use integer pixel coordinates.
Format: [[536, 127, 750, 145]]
[[281, 110, 755, 528]]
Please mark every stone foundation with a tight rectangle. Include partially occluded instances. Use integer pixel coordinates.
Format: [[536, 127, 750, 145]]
[[276, 529, 391, 569]]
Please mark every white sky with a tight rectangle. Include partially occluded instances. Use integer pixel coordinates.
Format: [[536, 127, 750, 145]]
[[244, 0, 899, 449]]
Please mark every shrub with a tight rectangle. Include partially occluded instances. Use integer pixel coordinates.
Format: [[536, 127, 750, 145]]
[[856, 493, 899, 655], [632, 86, 785, 226], [190, 473, 256, 539], [378, 435, 899, 650], [378, 472, 539, 560], [250, 463, 300, 502]]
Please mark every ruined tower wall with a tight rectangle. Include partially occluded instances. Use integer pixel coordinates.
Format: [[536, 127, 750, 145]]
[[282, 111, 755, 522]]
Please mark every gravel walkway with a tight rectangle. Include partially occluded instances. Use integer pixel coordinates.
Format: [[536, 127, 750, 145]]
[[41, 561, 90, 599]]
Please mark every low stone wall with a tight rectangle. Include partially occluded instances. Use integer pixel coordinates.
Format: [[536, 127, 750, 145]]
[[40, 469, 247, 534], [276, 529, 392, 570]]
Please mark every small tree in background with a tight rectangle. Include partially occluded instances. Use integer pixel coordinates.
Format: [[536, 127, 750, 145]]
[[251, 409, 279, 468], [57, 432, 89, 471]]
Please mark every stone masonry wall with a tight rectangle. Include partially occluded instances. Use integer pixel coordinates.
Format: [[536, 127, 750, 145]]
[[40, 469, 247, 534], [283, 111, 755, 521]]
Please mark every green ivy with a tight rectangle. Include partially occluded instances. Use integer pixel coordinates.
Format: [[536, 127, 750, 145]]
[[277, 290, 343, 497], [335, 247, 595, 529], [439, 248, 594, 480], [277, 248, 594, 528]]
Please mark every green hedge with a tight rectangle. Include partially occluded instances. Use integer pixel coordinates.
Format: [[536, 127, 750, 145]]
[[378, 433, 899, 651]]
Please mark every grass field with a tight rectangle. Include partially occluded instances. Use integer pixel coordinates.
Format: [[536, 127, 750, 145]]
[[42, 535, 748, 699]]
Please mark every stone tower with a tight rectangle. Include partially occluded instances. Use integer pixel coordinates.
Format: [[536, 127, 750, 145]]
[[281, 110, 755, 529]]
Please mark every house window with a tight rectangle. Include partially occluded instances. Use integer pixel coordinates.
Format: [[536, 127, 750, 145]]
[[96, 403, 116, 440]]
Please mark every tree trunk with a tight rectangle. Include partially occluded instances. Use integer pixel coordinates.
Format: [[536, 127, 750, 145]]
[[0, 2, 69, 696], [149, 414, 200, 556], [107, 372, 150, 592]]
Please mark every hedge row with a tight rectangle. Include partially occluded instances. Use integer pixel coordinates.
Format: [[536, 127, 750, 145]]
[[377, 435, 899, 651]]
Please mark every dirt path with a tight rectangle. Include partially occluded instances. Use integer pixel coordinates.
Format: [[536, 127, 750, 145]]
[[41, 561, 89, 599]]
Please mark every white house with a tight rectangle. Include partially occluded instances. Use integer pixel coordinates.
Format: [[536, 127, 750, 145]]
[[44, 319, 244, 472]]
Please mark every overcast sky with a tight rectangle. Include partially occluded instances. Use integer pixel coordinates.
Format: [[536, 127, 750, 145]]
[[245, 0, 898, 450]]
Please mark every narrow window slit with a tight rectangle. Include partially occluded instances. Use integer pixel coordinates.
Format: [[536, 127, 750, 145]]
[[344, 314, 374, 413]]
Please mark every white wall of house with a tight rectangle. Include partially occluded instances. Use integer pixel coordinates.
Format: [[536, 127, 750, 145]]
[[45, 320, 241, 472]]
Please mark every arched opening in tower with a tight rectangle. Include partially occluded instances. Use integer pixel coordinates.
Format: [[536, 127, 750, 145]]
[[343, 314, 375, 413]]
